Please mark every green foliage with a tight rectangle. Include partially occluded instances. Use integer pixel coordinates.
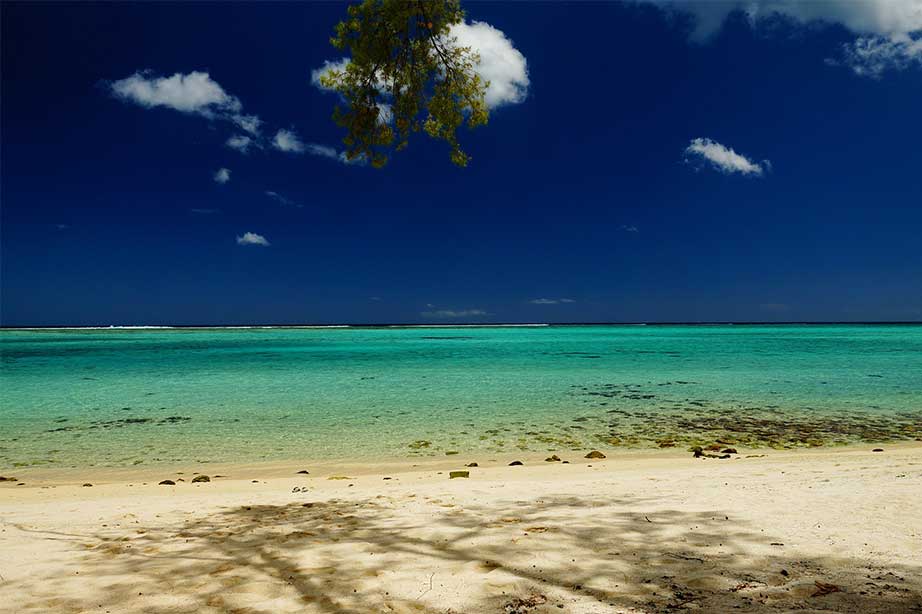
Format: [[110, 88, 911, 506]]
[[321, 0, 489, 167]]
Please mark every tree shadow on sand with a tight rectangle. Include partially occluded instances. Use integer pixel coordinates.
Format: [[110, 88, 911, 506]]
[[8, 492, 922, 613]]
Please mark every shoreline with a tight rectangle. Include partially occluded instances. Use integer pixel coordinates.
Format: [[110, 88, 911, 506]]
[[5, 439, 921, 487]]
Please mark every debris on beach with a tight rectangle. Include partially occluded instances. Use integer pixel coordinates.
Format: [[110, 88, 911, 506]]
[[296, 469, 310, 474], [465, 462, 478, 467], [449, 471, 470, 479], [191, 475, 210, 483], [812, 581, 842, 597], [158, 479, 175, 485], [545, 455, 561, 462], [585, 450, 606, 459], [508, 460, 523, 466], [82, 483, 93, 487], [503, 594, 548, 613]]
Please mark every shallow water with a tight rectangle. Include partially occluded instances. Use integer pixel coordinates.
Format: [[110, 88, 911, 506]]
[[1, 325, 920, 469]]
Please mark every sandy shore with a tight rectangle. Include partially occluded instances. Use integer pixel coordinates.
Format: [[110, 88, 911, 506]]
[[2, 444, 921, 613]]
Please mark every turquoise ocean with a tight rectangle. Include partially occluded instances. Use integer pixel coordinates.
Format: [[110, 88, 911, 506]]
[[1, 325, 920, 469]]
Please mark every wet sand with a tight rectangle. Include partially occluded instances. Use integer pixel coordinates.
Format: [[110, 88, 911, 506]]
[[2, 443, 921, 613]]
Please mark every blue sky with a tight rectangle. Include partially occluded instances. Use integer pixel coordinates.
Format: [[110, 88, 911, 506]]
[[2, 1, 920, 326]]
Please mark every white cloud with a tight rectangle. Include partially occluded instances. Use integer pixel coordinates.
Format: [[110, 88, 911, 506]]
[[310, 58, 351, 90], [236, 232, 270, 247], [213, 168, 231, 184], [421, 309, 488, 319], [837, 32, 922, 77], [306, 143, 366, 166], [306, 143, 338, 158], [111, 70, 240, 115], [232, 114, 262, 135], [377, 102, 394, 125], [225, 135, 254, 153], [650, 1, 922, 75], [529, 298, 575, 305], [272, 129, 305, 153], [265, 191, 302, 208], [110, 70, 262, 133], [684, 138, 767, 176], [446, 20, 529, 108], [651, 0, 922, 41], [311, 20, 529, 109]]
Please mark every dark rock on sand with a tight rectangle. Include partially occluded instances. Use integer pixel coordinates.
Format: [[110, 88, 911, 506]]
[[82, 483, 93, 487], [191, 475, 211, 483], [465, 462, 479, 467], [722, 448, 738, 454], [296, 470, 310, 474], [449, 471, 470, 479], [0, 476, 17, 482], [545, 455, 561, 462], [159, 480, 176, 485], [872, 448, 884, 452], [585, 450, 606, 459], [509, 460, 524, 466], [692, 446, 731, 459]]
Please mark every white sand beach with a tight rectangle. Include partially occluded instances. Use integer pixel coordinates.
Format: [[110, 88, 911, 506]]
[[2, 444, 921, 613]]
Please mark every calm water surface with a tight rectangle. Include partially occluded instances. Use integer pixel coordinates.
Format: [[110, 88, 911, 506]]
[[1, 325, 920, 469]]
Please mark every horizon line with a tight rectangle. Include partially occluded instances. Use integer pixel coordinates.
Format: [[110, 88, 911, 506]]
[[2, 320, 921, 331]]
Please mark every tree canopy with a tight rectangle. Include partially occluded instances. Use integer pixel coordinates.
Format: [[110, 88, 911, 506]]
[[320, 0, 489, 168]]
